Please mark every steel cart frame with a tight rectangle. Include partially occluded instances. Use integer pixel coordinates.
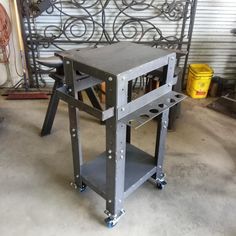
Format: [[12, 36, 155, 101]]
[[57, 42, 186, 227]]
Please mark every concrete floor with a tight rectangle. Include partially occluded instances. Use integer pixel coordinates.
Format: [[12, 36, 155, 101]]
[[0, 96, 236, 236]]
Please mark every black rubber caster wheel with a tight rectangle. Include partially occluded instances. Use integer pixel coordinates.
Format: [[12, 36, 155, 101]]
[[157, 180, 167, 190], [79, 184, 87, 192], [104, 217, 117, 228]]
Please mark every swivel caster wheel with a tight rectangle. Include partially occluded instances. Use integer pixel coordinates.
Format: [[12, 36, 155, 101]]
[[70, 182, 87, 192], [79, 184, 87, 192], [156, 180, 167, 190], [104, 209, 125, 228], [104, 217, 117, 228]]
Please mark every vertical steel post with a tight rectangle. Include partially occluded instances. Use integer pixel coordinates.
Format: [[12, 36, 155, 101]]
[[177, 0, 190, 66], [105, 76, 128, 217], [182, 0, 199, 89], [155, 110, 169, 180], [126, 80, 132, 143], [64, 59, 83, 188], [155, 55, 176, 180]]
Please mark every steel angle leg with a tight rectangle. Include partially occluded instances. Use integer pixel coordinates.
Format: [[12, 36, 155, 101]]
[[41, 79, 63, 136], [153, 109, 169, 190], [126, 80, 132, 143], [152, 55, 176, 189], [105, 120, 126, 228], [104, 77, 127, 228], [68, 102, 85, 192], [64, 59, 85, 191]]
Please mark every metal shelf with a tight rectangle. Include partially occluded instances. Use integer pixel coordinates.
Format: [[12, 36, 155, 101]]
[[81, 144, 157, 199], [120, 91, 186, 129], [60, 42, 185, 225]]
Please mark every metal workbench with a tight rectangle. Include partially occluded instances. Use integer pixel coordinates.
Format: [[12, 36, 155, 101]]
[[58, 42, 186, 227]]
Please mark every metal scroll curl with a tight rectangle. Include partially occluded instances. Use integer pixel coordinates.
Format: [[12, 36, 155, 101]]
[[21, 0, 196, 87], [111, 0, 190, 47], [114, 0, 190, 21], [28, 0, 192, 47], [34, 0, 110, 48]]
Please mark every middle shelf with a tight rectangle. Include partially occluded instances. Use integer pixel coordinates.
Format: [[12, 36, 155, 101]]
[[81, 144, 157, 199]]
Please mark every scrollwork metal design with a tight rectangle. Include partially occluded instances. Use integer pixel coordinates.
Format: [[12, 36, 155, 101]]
[[21, 0, 196, 87]]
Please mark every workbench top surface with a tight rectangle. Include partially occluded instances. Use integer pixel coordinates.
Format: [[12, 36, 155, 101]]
[[65, 42, 173, 78]]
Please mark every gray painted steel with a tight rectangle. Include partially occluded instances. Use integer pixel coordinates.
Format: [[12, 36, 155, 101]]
[[81, 144, 157, 199], [69, 42, 172, 80], [120, 91, 186, 129], [58, 42, 184, 225], [56, 86, 114, 121]]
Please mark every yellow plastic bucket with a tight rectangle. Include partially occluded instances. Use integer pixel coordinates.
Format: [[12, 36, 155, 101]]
[[187, 64, 214, 99]]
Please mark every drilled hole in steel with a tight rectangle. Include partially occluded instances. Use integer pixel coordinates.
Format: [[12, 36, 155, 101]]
[[140, 114, 150, 119], [149, 109, 159, 113], [167, 98, 176, 103], [129, 119, 135, 124], [158, 104, 167, 108], [175, 94, 183, 98], [128, 119, 140, 127]]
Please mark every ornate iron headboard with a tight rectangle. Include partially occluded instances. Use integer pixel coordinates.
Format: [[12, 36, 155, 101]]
[[18, 0, 198, 87]]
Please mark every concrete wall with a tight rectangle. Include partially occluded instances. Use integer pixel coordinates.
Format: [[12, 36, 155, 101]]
[[0, 0, 22, 86]]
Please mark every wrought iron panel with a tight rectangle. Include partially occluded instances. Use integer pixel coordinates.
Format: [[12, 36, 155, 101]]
[[19, 0, 197, 87]]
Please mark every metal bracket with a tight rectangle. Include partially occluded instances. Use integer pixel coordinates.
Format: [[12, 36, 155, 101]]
[[104, 209, 125, 227], [30, 0, 52, 18], [120, 91, 186, 129], [56, 86, 114, 121], [156, 173, 166, 182], [117, 84, 171, 120]]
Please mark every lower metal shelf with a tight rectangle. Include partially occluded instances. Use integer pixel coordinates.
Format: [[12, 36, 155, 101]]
[[81, 144, 157, 199]]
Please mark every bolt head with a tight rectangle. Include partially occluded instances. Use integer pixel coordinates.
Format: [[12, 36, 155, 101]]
[[108, 150, 112, 154], [72, 134, 76, 137], [66, 61, 70, 64], [108, 200, 112, 203], [108, 155, 112, 159], [120, 155, 124, 159], [108, 77, 113, 81], [121, 107, 125, 111]]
